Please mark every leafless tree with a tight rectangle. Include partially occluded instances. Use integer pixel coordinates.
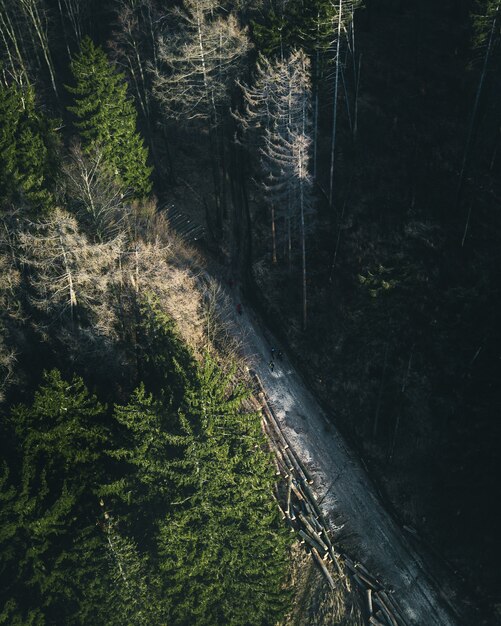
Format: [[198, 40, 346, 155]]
[[64, 143, 131, 242], [110, 0, 158, 120], [239, 49, 313, 328], [19, 209, 124, 331], [54, 0, 86, 57], [18, 0, 58, 98], [0, 0, 29, 88], [152, 0, 250, 229], [0, 0, 58, 98]]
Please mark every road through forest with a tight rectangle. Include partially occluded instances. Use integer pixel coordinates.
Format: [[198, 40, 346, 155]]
[[230, 292, 465, 626]]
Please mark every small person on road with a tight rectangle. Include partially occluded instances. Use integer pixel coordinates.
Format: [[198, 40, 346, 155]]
[[236, 303, 243, 315], [270, 347, 276, 360], [269, 360, 275, 372]]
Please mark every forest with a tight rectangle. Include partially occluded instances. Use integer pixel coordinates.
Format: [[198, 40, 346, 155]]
[[0, 0, 500, 624]]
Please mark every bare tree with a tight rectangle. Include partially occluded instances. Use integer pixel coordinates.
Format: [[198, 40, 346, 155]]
[[0, 0, 29, 88], [54, 0, 86, 56], [110, 0, 157, 121], [64, 143, 131, 242], [18, 0, 58, 99], [240, 49, 313, 329], [0, 0, 58, 98], [152, 0, 250, 230], [19, 209, 123, 331]]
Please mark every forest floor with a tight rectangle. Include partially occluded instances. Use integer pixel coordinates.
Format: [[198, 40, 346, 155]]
[[224, 283, 471, 626]]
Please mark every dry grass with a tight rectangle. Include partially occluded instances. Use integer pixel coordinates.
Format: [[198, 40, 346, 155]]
[[283, 544, 364, 626]]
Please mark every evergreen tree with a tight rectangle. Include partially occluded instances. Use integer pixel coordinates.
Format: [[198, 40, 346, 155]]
[[158, 353, 291, 626], [105, 384, 175, 526], [67, 36, 152, 199], [1, 370, 111, 624], [0, 82, 18, 205], [0, 82, 58, 213]]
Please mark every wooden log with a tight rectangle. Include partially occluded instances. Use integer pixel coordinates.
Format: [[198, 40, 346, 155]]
[[261, 401, 313, 487], [367, 588, 373, 615], [311, 547, 336, 590], [297, 511, 321, 538], [262, 421, 293, 476], [328, 545, 344, 576], [255, 372, 315, 487], [298, 529, 327, 556], [274, 498, 286, 520], [261, 420, 282, 476], [355, 562, 384, 587], [286, 475, 293, 518], [369, 617, 385, 626], [378, 591, 407, 626], [290, 480, 305, 501], [298, 513, 329, 552], [373, 594, 399, 626], [354, 566, 384, 591], [352, 573, 367, 589], [344, 557, 357, 573], [260, 392, 315, 484]]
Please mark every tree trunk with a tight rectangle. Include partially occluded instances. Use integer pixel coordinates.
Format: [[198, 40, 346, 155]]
[[329, 0, 343, 211]]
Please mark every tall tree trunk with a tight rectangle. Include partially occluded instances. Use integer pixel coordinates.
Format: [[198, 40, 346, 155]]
[[329, 0, 343, 211], [456, 4, 499, 204]]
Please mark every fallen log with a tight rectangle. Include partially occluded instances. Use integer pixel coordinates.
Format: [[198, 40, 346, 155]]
[[286, 475, 293, 518], [328, 545, 344, 576], [378, 591, 407, 626], [367, 588, 373, 615], [298, 514, 329, 552], [373, 594, 399, 626], [260, 395, 313, 486], [311, 547, 336, 590], [290, 480, 305, 501], [354, 566, 384, 591], [298, 529, 327, 556]]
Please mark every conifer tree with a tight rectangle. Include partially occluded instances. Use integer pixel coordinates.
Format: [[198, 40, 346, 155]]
[[1, 370, 111, 624], [0, 82, 58, 213], [67, 36, 152, 199], [158, 353, 291, 626], [0, 82, 19, 205]]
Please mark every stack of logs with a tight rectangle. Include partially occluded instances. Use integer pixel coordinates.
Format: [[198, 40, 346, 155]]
[[248, 370, 408, 626]]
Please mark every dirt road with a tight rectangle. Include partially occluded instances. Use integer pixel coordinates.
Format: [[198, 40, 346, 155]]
[[233, 299, 464, 626]]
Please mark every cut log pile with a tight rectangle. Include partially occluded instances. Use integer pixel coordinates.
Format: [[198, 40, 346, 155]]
[[248, 369, 408, 626]]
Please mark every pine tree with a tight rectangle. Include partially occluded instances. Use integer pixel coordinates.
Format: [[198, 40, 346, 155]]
[[0, 81, 19, 205], [0, 82, 58, 213], [106, 384, 175, 518], [1, 370, 112, 624], [67, 36, 152, 199], [158, 353, 291, 626]]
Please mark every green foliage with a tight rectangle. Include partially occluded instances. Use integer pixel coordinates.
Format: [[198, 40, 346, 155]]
[[91, 517, 168, 626], [0, 306, 291, 625], [67, 37, 152, 198], [251, 0, 341, 57], [0, 370, 110, 624], [104, 384, 176, 530], [158, 352, 291, 626], [471, 0, 501, 50], [138, 293, 195, 400], [0, 83, 59, 213]]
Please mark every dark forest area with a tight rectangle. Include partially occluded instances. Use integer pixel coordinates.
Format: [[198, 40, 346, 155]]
[[0, 0, 500, 624]]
